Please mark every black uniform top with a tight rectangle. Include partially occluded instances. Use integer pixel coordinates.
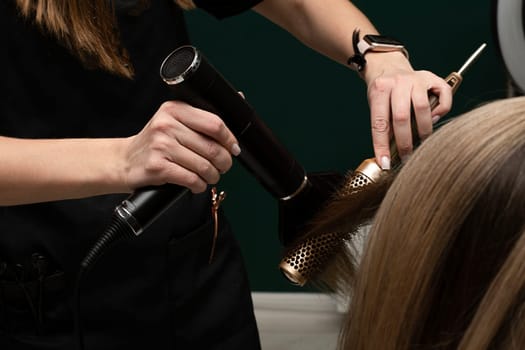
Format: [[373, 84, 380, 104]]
[[1, 0, 262, 349]]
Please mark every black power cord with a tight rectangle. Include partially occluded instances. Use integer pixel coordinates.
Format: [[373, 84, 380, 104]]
[[73, 211, 135, 350]]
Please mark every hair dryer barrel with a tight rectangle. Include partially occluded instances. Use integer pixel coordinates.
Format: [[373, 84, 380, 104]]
[[160, 45, 306, 200]]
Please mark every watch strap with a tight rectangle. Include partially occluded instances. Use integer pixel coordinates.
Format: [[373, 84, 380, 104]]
[[347, 29, 367, 72]]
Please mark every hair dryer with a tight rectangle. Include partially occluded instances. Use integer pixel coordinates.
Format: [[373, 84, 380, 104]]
[[81, 45, 339, 269]]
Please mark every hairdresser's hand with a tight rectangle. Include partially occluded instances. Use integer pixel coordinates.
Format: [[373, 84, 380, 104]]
[[362, 51, 452, 169], [122, 101, 241, 193]]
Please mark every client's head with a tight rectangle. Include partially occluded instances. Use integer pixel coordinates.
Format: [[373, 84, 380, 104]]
[[340, 96, 525, 350]]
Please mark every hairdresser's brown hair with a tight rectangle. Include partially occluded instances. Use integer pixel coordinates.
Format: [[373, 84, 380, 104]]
[[15, 0, 195, 78], [339, 96, 525, 349]]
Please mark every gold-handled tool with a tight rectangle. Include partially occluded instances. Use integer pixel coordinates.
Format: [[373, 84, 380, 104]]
[[390, 42, 487, 166], [279, 43, 487, 287]]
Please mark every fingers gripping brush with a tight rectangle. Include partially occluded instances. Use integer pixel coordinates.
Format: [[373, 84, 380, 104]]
[[279, 43, 487, 288]]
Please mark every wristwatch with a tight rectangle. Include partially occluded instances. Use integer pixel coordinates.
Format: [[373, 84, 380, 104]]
[[348, 31, 409, 72]]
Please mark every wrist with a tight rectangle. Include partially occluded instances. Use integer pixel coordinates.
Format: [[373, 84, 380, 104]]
[[360, 50, 413, 83], [79, 137, 132, 195]]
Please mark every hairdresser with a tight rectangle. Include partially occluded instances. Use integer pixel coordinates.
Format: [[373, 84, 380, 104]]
[[0, 0, 452, 349]]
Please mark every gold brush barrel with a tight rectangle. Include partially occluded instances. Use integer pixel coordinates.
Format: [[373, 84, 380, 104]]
[[279, 159, 385, 286], [279, 44, 487, 287]]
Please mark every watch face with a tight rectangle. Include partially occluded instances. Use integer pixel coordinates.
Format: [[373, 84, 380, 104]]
[[365, 35, 403, 46]]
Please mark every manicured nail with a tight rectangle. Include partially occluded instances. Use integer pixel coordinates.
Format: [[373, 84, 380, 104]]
[[401, 154, 411, 164], [231, 143, 241, 156], [380, 156, 391, 170], [432, 115, 441, 124]]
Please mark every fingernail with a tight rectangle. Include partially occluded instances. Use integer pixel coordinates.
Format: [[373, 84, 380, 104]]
[[401, 154, 411, 164], [380, 156, 391, 170], [432, 115, 441, 124], [231, 143, 241, 156]]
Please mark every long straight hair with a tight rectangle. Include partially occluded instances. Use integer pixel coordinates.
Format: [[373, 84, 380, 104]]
[[15, 0, 196, 78], [339, 96, 525, 349]]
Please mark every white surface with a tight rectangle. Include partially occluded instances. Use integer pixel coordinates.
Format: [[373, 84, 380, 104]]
[[496, 0, 525, 92], [252, 292, 344, 350]]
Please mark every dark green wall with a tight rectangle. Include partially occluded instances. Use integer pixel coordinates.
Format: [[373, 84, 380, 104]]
[[183, 0, 508, 291]]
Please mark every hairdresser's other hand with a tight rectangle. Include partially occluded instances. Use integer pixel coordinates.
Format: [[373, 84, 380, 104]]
[[122, 101, 241, 193], [362, 51, 452, 169]]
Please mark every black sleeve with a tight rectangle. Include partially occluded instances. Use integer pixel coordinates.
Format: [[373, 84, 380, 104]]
[[194, 0, 264, 19]]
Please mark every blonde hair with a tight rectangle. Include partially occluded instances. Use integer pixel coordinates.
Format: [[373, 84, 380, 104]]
[[339, 96, 525, 349], [15, 0, 196, 78]]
